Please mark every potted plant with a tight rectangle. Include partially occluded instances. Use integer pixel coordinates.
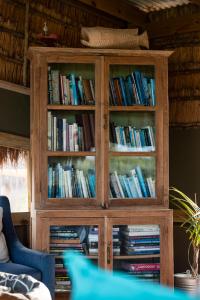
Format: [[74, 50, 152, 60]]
[[170, 187, 200, 296]]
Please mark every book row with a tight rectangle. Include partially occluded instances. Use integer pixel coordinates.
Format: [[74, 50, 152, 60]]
[[110, 122, 155, 151], [110, 166, 155, 199], [48, 112, 95, 151], [48, 68, 95, 105], [48, 164, 96, 198], [109, 71, 155, 106]]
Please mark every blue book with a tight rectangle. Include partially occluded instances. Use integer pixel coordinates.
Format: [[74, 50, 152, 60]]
[[139, 129, 146, 147], [127, 177, 139, 198], [109, 79, 117, 105], [125, 75, 135, 105], [69, 74, 78, 105], [57, 118, 63, 151], [133, 71, 143, 104], [150, 78, 156, 106], [119, 175, 129, 198], [135, 166, 148, 197], [119, 77, 128, 106], [142, 76, 150, 106], [88, 169, 96, 198], [119, 127, 125, 145], [123, 177, 133, 198]]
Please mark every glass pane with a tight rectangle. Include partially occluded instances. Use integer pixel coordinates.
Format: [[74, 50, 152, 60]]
[[113, 224, 160, 284], [48, 110, 95, 152], [48, 63, 95, 105], [109, 65, 155, 106], [0, 157, 28, 212], [48, 157, 95, 198], [109, 156, 156, 199], [49, 225, 99, 292], [110, 112, 155, 152]]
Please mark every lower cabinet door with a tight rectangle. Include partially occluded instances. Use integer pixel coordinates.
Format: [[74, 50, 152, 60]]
[[40, 218, 105, 297], [106, 214, 173, 287]]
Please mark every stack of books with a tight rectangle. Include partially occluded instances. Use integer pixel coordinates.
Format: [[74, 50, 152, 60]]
[[109, 166, 155, 199], [121, 225, 160, 255], [121, 262, 160, 283], [49, 226, 86, 292], [48, 112, 95, 151], [88, 226, 98, 256], [110, 123, 155, 152], [109, 71, 155, 106], [119, 225, 160, 282], [48, 163, 96, 198], [113, 226, 121, 255], [48, 67, 95, 105], [87, 226, 121, 256]]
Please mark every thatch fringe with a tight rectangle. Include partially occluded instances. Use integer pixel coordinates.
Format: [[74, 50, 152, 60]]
[[170, 100, 200, 126], [0, 146, 27, 167]]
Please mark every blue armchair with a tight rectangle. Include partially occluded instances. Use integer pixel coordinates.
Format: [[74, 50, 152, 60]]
[[0, 196, 55, 299]]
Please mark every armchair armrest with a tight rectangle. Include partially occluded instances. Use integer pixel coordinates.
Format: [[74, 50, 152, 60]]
[[10, 240, 55, 299]]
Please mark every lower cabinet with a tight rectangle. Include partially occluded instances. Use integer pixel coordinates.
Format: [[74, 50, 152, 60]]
[[31, 209, 174, 300]]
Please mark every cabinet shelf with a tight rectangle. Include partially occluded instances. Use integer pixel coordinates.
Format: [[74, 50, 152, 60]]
[[109, 151, 156, 156], [47, 151, 96, 157], [47, 105, 96, 111], [109, 106, 156, 112], [114, 254, 160, 260]]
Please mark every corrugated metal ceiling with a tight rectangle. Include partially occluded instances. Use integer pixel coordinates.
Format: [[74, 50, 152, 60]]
[[127, 0, 191, 12]]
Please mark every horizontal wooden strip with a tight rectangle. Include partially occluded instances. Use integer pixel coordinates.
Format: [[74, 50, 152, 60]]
[[12, 212, 30, 225], [0, 132, 30, 150], [0, 80, 30, 95]]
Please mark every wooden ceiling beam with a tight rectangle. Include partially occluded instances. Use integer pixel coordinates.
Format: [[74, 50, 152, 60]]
[[147, 11, 200, 38], [77, 0, 147, 25]]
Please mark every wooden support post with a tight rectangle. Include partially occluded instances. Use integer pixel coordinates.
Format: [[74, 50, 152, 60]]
[[23, 0, 29, 87]]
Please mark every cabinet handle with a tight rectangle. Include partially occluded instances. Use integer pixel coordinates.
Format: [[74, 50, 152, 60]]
[[107, 241, 111, 264]]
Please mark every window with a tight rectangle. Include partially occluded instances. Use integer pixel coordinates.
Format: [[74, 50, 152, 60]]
[[0, 156, 29, 212]]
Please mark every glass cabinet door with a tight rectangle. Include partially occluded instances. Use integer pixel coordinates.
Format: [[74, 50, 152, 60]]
[[42, 218, 104, 295], [39, 57, 102, 208], [102, 57, 166, 207], [106, 215, 173, 286]]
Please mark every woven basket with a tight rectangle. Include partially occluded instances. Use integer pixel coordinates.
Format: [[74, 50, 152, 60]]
[[81, 27, 149, 49]]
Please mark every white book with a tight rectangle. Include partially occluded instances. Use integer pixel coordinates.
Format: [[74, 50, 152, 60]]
[[53, 116, 57, 151], [73, 123, 79, 152], [48, 111, 52, 150], [69, 125, 74, 151], [79, 170, 88, 198], [126, 224, 160, 231], [114, 171, 125, 198], [115, 127, 121, 145], [123, 230, 160, 237], [63, 118, 66, 151], [63, 171, 69, 197], [66, 170, 72, 198]]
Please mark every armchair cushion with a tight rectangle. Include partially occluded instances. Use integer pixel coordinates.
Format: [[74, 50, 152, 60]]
[[0, 272, 39, 294], [0, 208, 9, 263], [0, 263, 41, 281]]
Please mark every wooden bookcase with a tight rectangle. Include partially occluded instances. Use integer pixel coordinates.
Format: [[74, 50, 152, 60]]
[[28, 47, 173, 299]]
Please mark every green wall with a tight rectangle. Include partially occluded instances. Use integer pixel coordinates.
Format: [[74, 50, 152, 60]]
[[0, 88, 30, 137]]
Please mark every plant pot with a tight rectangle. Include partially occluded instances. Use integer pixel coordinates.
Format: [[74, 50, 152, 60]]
[[174, 273, 200, 296]]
